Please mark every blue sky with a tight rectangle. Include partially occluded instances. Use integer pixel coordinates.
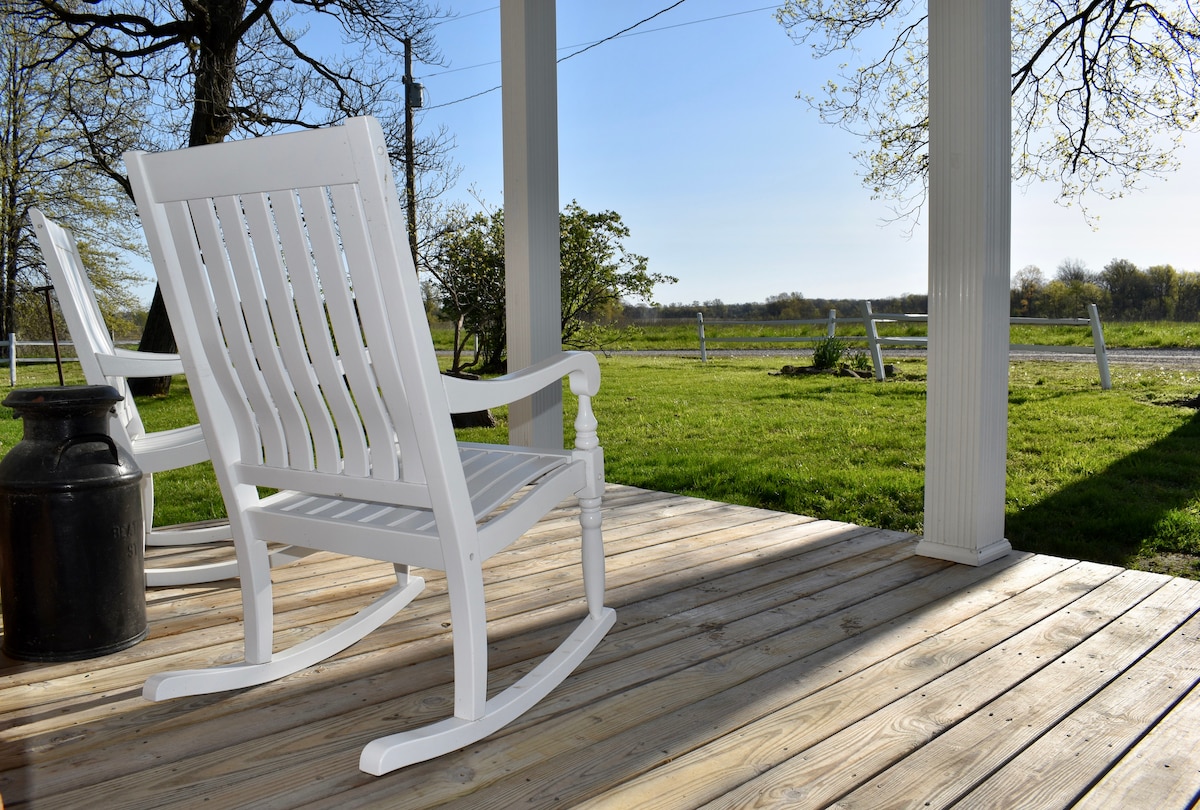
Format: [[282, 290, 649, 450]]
[[382, 2, 1199, 306]]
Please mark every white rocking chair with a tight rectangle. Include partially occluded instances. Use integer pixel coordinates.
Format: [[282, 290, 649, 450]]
[[125, 116, 615, 774], [30, 208, 311, 587]]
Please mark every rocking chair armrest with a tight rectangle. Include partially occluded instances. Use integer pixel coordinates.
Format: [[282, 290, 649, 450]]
[[97, 347, 186, 379], [442, 351, 600, 413]]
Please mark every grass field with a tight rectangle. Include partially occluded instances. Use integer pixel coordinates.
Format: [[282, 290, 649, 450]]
[[4, 344, 1200, 578]]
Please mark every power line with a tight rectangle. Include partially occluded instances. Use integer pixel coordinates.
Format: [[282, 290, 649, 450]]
[[585, 5, 780, 44], [434, 5, 498, 28], [449, 6, 497, 23], [426, 1, 781, 110], [556, 0, 688, 65], [422, 5, 778, 85]]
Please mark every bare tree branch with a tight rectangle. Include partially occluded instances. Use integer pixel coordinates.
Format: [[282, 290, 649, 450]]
[[778, 0, 1200, 219]]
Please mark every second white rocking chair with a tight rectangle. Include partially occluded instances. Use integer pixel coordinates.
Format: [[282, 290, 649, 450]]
[[30, 208, 311, 587], [125, 116, 615, 774]]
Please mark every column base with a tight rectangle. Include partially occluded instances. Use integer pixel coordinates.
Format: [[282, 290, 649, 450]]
[[915, 537, 1012, 567]]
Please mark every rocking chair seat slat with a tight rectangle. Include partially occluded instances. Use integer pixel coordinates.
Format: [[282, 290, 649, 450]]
[[254, 448, 578, 570]]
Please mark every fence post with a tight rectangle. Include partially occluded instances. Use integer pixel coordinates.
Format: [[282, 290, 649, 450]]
[[861, 301, 886, 381], [696, 312, 707, 362], [1088, 303, 1111, 390], [8, 333, 15, 387], [826, 309, 837, 338]]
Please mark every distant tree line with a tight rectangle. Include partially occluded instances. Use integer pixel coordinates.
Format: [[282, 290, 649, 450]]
[[624, 257, 1198, 324], [627, 292, 930, 322], [1012, 258, 1197, 321]]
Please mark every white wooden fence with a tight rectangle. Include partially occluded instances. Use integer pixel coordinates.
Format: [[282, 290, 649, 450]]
[[696, 311, 840, 361], [0, 335, 138, 387], [697, 302, 1112, 390]]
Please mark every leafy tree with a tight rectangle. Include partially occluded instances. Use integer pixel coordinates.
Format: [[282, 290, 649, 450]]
[[1055, 258, 1096, 285], [1175, 271, 1200, 321], [1011, 265, 1045, 316], [430, 204, 507, 373], [1, 10, 146, 342], [18, 0, 449, 391], [21, 0, 445, 151], [764, 291, 819, 320], [1042, 277, 1109, 318], [1099, 258, 1152, 319], [558, 202, 669, 348], [776, 1, 1200, 219], [1145, 264, 1179, 320], [429, 200, 676, 373]]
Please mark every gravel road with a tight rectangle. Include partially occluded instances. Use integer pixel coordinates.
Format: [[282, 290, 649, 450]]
[[636, 347, 1200, 370]]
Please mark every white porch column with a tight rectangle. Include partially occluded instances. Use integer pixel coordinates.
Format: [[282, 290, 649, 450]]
[[501, 0, 563, 448], [917, 0, 1013, 566]]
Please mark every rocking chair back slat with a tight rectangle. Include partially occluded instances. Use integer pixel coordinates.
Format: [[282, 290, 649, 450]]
[[31, 213, 143, 434], [199, 195, 309, 469], [154, 178, 445, 498], [238, 192, 347, 472]]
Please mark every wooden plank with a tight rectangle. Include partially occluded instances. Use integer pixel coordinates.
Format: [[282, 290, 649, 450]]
[[827, 576, 1200, 809], [1075, 677, 1200, 808], [345, 554, 1071, 809], [948, 584, 1200, 808], [555, 562, 1132, 810], [5, 488, 1200, 809], [713, 570, 1187, 810], [0, 494, 806, 734], [0, 503, 788, 745], [0, 520, 873, 792], [11, 556, 950, 809], [0, 532, 923, 804], [0, 494, 792, 717], [0, 556, 399, 710], [267, 510, 840, 661]]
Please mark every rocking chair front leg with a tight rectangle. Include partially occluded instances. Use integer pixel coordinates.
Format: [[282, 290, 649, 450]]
[[579, 494, 606, 621]]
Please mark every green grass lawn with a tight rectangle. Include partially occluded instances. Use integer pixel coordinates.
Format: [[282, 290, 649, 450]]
[[5, 351, 1200, 578]]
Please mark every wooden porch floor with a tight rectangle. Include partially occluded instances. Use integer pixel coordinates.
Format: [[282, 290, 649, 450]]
[[3, 484, 1200, 808]]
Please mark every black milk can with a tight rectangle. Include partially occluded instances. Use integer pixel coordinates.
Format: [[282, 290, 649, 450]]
[[0, 385, 145, 661]]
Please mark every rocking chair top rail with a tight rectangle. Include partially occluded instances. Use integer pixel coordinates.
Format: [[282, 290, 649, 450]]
[[126, 118, 471, 519]]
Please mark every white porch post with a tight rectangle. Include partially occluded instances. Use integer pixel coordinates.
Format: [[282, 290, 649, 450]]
[[917, 0, 1013, 566], [500, 0, 563, 448]]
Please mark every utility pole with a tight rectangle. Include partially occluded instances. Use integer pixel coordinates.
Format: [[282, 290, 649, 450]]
[[402, 37, 422, 267]]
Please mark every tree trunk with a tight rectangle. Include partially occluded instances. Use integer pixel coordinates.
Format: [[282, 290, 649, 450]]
[[446, 371, 496, 429], [1, 222, 15, 342], [128, 286, 176, 396], [135, 0, 245, 395]]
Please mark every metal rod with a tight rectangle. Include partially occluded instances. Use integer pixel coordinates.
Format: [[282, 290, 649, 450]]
[[34, 286, 64, 385]]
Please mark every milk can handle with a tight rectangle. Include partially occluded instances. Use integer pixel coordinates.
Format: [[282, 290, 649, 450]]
[[52, 434, 121, 471]]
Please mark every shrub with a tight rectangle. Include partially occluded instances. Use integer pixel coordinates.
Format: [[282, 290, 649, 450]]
[[848, 350, 872, 372], [812, 337, 848, 369]]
